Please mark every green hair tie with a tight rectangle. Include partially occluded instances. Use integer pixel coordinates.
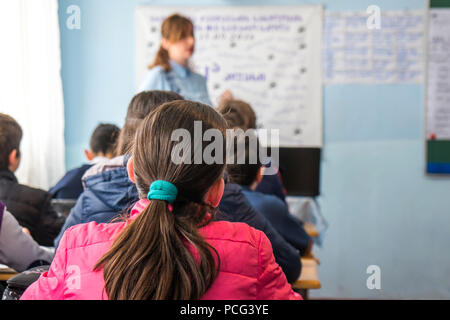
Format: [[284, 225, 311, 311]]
[[147, 180, 178, 204]]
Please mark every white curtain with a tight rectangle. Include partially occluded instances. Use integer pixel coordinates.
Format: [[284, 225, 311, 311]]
[[0, 0, 65, 189]]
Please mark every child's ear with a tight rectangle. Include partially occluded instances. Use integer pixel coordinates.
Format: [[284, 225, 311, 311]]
[[84, 149, 95, 161], [126, 157, 136, 183], [8, 149, 17, 165], [204, 178, 225, 208], [8, 149, 20, 172], [255, 166, 264, 184]]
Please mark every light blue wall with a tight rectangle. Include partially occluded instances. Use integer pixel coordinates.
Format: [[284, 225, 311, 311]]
[[59, 0, 450, 298]]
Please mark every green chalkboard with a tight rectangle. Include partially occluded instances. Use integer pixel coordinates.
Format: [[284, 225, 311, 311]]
[[426, 1, 450, 174], [430, 0, 450, 8]]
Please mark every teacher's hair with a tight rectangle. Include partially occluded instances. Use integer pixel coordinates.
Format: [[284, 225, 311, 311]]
[[95, 100, 227, 300], [149, 14, 194, 72]]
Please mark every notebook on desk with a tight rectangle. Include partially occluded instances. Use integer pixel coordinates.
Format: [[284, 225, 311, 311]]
[[0, 264, 16, 274]]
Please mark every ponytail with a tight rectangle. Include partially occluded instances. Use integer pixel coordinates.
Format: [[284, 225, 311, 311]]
[[94, 198, 219, 300], [149, 45, 171, 71]]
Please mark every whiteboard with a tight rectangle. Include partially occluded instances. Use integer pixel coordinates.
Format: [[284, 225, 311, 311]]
[[136, 6, 323, 148], [426, 8, 450, 139], [323, 10, 426, 84]]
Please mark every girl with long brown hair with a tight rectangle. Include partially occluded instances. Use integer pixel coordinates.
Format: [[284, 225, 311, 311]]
[[21, 100, 301, 300]]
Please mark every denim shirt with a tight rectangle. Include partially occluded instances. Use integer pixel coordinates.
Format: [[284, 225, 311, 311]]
[[138, 60, 212, 105]]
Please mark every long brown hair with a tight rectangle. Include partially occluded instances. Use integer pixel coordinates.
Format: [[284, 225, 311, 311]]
[[95, 100, 228, 300], [116, 90, 184, 155], [149, 14, 194, 71]]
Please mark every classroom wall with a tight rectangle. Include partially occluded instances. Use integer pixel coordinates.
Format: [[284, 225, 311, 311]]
[[59, 0, 450, 299]]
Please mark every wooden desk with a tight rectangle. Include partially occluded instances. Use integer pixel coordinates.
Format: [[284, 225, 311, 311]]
[[0, 266, 18, 281], [293, 258, 321, 290], [304, 223, 319, 238], [292, 258, 321, 299]]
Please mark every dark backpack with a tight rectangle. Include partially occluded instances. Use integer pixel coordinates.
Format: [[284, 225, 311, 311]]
[[2, 265, 49, 300]]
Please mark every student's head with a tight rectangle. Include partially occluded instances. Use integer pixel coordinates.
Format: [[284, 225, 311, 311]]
[[217, 99, 257, 131], [227, 132, 264, 188], [116, 90, 184, 155], [84, 123, 120, 161], [95, 100, 228, 300], [0, 113, 23, 172], [149, 14, 195, 71]]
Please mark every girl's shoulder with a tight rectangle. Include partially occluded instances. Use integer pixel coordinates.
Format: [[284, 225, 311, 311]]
[[144, 66, 167, 81], [200, 220, 264, 250], [61, 219, 127, 250], [199, 220, 286, 288], [138, 66, 169, 91], [148, 65, 165, 74]]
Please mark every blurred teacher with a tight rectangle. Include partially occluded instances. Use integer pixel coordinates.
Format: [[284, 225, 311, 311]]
[[138, 14, 213, 105]]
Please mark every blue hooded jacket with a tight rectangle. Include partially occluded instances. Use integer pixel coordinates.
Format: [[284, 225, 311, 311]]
[[54, 156, 138, 246], [54, 156, 301, 283]]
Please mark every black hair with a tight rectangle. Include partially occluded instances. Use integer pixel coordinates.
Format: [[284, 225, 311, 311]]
[[227, 132, 263, 187], [90, 123, 121, 156]]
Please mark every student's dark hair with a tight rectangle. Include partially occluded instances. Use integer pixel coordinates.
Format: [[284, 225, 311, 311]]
[[95, 100, 228, 300], [116, 90, 184, 155], [0, 113, 23, 170], [227, 131, 263, 187], [90, 123, 121, 156], [217, 99, 257, 131], [149, 14, 194, 71]]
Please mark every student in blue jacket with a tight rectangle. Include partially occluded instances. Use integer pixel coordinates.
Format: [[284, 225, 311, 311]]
[[227, 132, 312, 256], [49, 123, 120, 200], [55, 90, 301, 283]]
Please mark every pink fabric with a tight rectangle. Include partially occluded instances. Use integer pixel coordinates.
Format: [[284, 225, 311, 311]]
[[21, 199, 301, 300]]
